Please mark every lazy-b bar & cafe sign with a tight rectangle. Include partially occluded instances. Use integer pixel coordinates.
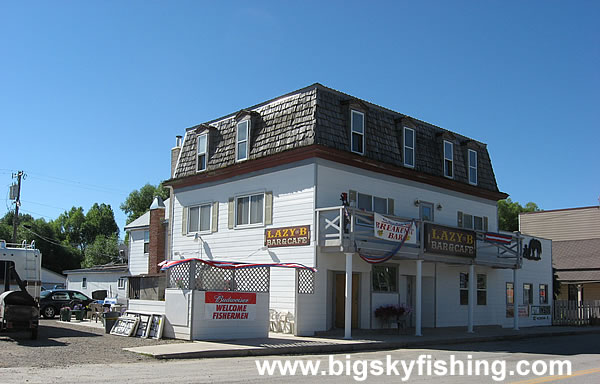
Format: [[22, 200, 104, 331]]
[[265, 225, 310, 248], [424, 223, 476, 258]]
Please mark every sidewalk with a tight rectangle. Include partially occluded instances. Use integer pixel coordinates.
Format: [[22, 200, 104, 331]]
[[124, 325, 600, 359]]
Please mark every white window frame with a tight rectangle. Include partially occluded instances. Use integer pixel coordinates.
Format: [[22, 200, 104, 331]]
[[350, 110, 365, 155], [187, 202, 213, 234], [443, 140, 454, 178], [403, 127, 415, 168], [197, 133, 208, 172], [118, 278, 126, 290], [468, 149, 477, 185], [235, 192, 265, 228], [143, 230, 149, 255], [236, 120, 250, 162]]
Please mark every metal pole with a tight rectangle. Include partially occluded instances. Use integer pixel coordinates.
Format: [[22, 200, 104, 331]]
[[12, 171, 23, 243], [415, 259, 423, 336], [468, 263, 475, 333], [344, 252, 353, 340]]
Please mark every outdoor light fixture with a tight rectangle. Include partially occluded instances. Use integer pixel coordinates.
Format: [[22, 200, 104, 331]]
[[414, 199, 421, 206], [437, 203, 443, 211]]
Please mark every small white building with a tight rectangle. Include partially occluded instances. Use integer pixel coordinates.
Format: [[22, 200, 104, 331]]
[[41, 267, 66, 290], [64, 264, 129, 303], [152, 84, 553, 339]]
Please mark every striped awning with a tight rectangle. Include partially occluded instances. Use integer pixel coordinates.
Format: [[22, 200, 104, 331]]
[[160, 258, 316, 272]]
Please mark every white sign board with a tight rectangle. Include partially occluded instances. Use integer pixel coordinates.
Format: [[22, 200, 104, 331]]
[[374, 213, 417, 244]]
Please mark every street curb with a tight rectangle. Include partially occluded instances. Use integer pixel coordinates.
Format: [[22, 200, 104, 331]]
[[150, 328, 600, 360]]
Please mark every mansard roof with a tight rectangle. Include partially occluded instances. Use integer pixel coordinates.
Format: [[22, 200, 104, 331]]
[[168, 83, 506, 200]]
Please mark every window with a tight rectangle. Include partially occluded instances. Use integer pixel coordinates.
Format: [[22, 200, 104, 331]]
[[197, 133, 208, 172], [443, 140, 454, 178], [0, 261, 17, 288], [403, 127, 415, 168], [457, 212, 488, 231], [351, 110, 365, 155], [52, 292, 70, 301], [468, 149, 477, 185], [372, 265, 397, 292], [459, 273, 487, 305], [188, 203, 212, 233], [236, 120, 250, 162], [118, 278, 126, 290], [82, 277, 87, 289], [506, 282, 514, 305], [72, 292, 88, 301], [236, 193, 264, 226], [420, 202, 434, 222], [143, 231, 149, 254], [523, 283, 533, 305], [356, 192, 387, 225], [539, 284, 548, 304], [568, 284, 578, 301]]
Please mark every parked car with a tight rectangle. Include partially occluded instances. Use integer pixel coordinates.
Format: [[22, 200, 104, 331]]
[[39, 290, 94, 319]]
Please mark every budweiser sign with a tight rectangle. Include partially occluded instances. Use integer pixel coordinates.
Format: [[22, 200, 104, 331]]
[[205, 291, 256, 320]]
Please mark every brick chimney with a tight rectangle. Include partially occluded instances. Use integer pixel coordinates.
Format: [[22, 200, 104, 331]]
[[171, 135, 182, 178], [148, 196, 166, 275]]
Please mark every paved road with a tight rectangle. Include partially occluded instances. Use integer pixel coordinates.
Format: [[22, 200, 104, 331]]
[[1, 333, 598, 383]]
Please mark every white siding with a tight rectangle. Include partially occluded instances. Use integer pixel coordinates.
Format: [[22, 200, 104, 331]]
[[129, 228, 149, 276], [66, 271, 129, 303], [316, 161, 498, 230], [172, 163, 316, 315]]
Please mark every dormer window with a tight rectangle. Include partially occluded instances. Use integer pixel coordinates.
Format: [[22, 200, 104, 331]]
[[468, 149, 477, 185], [197, 133, 208, 172], [443, 140, 454, 178], [403, 127, 415, 168], [351, 110, 364, 155], [236, 120, 250, 162]]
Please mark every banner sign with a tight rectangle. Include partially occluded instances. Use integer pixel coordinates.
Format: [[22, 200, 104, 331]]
[[506, 305, 530, 318], [424, 223, 476, 258], [205, 291, 256, 320], [373, 213, 417, 244], [264, 225, 310, 248]]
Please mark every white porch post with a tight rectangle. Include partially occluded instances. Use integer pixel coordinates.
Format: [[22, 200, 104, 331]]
[[344, 252, 353, 340], [415, 259, 423, 336], [513, 268, 520, 330], [467, 263, 475, 333]]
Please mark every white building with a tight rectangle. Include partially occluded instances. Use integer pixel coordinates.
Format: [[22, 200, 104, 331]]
[[64, 264, 129, 303], [158, 84, 552, 338]]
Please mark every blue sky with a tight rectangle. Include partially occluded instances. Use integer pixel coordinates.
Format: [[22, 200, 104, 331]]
[[1, 1, 598, 239]]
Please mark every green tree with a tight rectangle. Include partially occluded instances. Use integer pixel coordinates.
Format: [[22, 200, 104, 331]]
[[54, 207, 86, 250], [83, 203, 119, 248], [497, 198, 541, 232], [81, 234, 119, 268], [120, 183, 169, 225]]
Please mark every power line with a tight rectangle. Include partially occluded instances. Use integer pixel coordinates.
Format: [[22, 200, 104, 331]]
[[21, 225, 75, 250], [26, 172, 129, 195]]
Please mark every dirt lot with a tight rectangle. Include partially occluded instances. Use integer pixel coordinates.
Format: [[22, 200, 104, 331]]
[[0, 318, 185, 368]]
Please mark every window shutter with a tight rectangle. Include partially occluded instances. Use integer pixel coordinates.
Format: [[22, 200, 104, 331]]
[[182, 206, 188, 235], [228, 198, 234, 229], [457, 211, 463, 228], [349, 190, 357, 207], [483, 216, 488, 232], [387, 198, 395, 216], [211, 202, 219, 232], [265, 191, 273, 225]]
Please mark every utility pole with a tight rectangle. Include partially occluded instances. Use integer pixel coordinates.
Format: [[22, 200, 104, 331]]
[[11, 171, 24, 244]]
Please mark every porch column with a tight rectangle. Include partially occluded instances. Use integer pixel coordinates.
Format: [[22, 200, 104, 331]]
[[344, 252, 353, 340], [513, 268, 520, 330], [415, 259, 423, 336], [467, 263, 475, 333]]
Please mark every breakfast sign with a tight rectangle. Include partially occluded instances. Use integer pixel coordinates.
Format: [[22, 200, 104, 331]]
[[264, 225, 310, 248], [424, 223, 476, 258], [205, 291, 256, 320]]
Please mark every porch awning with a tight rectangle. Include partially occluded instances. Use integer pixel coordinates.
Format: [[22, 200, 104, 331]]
[[160, 258, 316, 272]]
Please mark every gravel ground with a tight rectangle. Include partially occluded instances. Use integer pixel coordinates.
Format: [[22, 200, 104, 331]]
[[0, 318, 186, 368]]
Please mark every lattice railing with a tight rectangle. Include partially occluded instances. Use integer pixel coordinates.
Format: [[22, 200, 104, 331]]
[[167, 260, 269, 293], [297, 268, 315, 294]]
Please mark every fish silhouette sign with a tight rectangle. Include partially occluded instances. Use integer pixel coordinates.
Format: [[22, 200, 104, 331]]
[[523, 238, 542, 261]]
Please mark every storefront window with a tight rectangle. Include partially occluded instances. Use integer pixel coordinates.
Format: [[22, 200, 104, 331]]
[[506, 282, 514, 305], [460, 273, 487, 305], [523, 283, 533, 305], [539, 284, 548, 304], [372, 265, 397, 292]]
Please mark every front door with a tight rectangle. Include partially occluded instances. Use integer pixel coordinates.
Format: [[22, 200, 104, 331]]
[[335, 273, 359, 328]]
